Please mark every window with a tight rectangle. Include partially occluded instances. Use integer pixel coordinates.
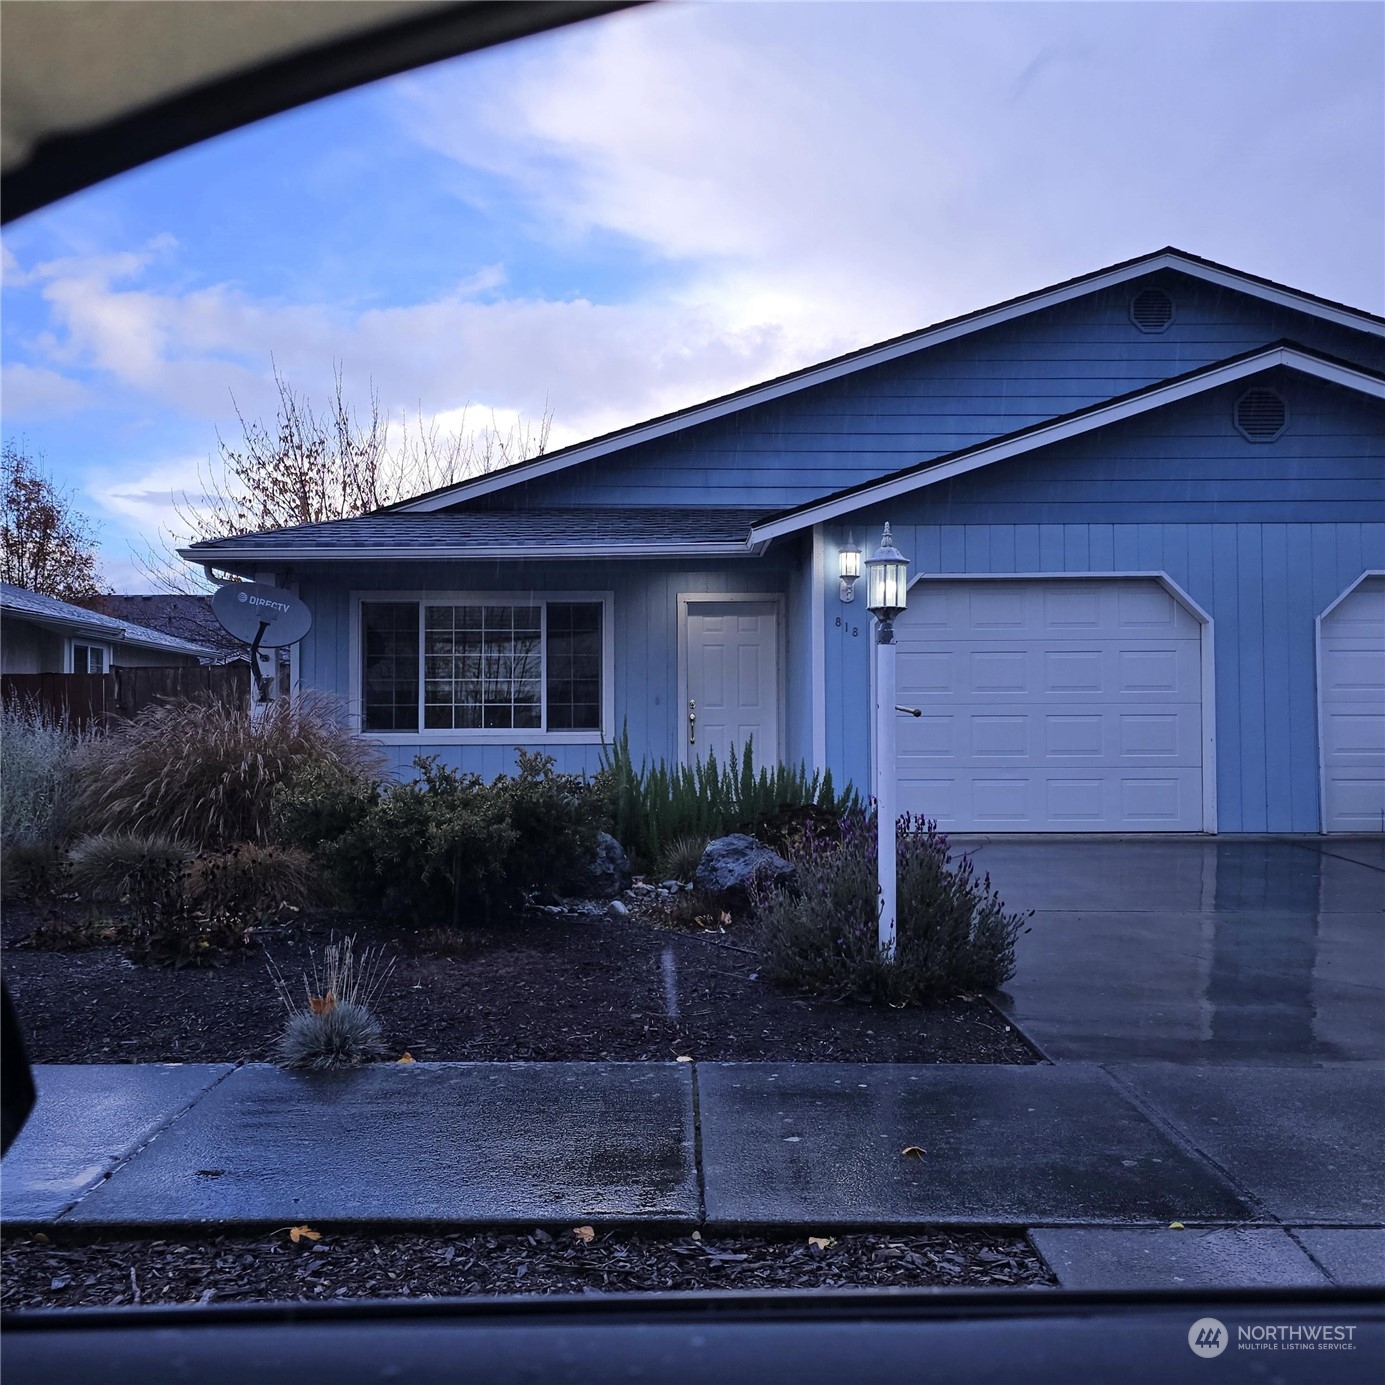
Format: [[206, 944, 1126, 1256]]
[[72, 643, 107, 673], [360, 598, 606, 735]]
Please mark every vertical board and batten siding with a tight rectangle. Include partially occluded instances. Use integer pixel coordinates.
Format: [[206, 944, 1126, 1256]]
[[294, 558, 795, 781], [485, 275, 1385, 512]]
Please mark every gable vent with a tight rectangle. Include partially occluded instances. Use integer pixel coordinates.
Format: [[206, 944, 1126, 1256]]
[[1235, 388, 1288, 441], [1130, 288, 1174, 333]]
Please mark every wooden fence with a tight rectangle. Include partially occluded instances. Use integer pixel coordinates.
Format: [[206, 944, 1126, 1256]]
[[1, 663, 250, 727]]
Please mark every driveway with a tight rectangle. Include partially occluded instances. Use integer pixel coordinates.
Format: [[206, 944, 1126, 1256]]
[[972, 837, 1384, 1065]]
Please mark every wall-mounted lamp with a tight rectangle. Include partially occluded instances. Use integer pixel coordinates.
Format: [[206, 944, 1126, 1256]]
[[838, 534, 862, 602]]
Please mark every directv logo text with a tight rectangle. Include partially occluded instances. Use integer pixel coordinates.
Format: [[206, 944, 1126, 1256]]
[[236, 592, 292, 614]]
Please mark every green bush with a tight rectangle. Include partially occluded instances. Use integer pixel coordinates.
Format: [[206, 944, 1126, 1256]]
[[70, 693, 385, 851], [0, 701, 95, 848], [67, 832, 194, 902], [596, 724, 857, 870], [272, 760, 380, 853], [753, 810, 1032, 1003]]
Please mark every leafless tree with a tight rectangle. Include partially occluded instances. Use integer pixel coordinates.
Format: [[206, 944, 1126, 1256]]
[[1, 440, 107, 601], [142, 364, 552, 591]]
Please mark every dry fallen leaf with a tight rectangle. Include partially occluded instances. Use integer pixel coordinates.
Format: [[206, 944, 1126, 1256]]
[[289, 1225, 322, 1244], [32, 1233, 49, 1244], [901, 1145, 926, 1158], [691, 1230, 702, 1241], [573, 1225, 596, 1244], [1168, 1222, 1186, 1230], [308, 993, 336, 1017], [396, 1052, 415, 1063], [807, 1236, 836, 1250], [676, 1055, 693, 1063]]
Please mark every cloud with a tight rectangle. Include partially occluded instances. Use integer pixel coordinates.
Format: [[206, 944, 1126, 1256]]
[[0, 363, 92, 418]]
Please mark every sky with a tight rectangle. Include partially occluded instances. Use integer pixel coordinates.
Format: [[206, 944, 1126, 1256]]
[[2, 0, 1382, 589]]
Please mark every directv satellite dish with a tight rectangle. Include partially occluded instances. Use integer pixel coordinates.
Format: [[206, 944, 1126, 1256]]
[[212, 581, 312, 648]]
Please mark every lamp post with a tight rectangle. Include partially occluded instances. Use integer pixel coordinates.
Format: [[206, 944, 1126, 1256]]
[[865, 522, 909, 961]]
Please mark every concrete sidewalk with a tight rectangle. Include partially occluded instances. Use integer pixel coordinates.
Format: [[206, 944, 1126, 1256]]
[[3, 1061, 1381, 1289]]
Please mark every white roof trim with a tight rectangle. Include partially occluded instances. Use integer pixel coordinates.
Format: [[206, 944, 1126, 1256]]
[[398, 251, 1385, 513], [178, 540, 766, 564], [747, 347, 1385, 542]]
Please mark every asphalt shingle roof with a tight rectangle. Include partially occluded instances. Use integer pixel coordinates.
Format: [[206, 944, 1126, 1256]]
[[0, 582, 215, 656], [182, 507, 770, 558]]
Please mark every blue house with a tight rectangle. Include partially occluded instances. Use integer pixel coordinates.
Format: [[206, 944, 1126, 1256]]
[[182, 250, 1385, 836]]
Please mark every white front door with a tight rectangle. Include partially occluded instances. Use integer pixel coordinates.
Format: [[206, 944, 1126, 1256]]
[[684, 599, 780, 769], [1319, 575, 1385, 833], [893, 578, 1205, 831]]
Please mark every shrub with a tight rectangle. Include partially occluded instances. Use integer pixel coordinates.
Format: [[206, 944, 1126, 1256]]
[[1, 842, 70, 901], [0, 701, 95, 848], [498, 749, 601, 894], [184, 844, 324, 922], [67, 832, 194, 902], [272, 760, 379, 853], [269, 935, 393, 1069], [657, 834, 709, 884], [122, 853, 255, 969], [70, 693, 385, 851], [752, 810, 1032, 1003], [596, 724, 857, 870]]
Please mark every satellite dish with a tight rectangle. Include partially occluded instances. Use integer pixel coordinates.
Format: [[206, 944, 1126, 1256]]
[[211, 581, 312, 648]]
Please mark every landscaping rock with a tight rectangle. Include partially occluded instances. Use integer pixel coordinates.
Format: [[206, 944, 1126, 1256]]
[[607, 899, 630, 920], [575, 833, 632, 899], [692, 834, 797, 911]]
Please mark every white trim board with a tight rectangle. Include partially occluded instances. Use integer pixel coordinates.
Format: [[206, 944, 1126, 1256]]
[[749, 347, 1385, 543], [1315, 569, 1385, 834], [676, 592, 787, 767], [397, 252, 1385, 514], [346, 588, 616, 746], [897, 571, 1217, 833], [183, 540, 768, 565]]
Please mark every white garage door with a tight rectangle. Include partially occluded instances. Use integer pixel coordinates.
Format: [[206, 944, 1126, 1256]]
[[894, 578, 1204, 832], [1320, 575, 1385, 834]]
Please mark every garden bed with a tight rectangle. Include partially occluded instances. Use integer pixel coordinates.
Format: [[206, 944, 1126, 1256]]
[[1, 904, 1038, 1065], [0, 1226, 1053, 1308]]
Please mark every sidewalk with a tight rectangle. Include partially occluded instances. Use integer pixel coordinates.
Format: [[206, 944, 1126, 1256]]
[[3, 1060, 1381, 1288]]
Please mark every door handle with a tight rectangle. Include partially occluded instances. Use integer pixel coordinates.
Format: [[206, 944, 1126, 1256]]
[[688, 699, 696, 746]]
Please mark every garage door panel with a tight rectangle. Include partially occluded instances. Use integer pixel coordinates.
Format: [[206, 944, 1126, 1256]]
[[894, 579, 1204, 832], [1320, 576, 1385, 833]]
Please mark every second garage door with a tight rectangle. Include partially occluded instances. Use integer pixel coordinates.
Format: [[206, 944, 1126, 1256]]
[[894, 578, 1204, 832]]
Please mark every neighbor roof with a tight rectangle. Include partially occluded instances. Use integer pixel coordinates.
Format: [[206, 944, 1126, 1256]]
[[747, 342, 1385, 542], [179, 507, 773, 564], [393, 248, 1385, 515], [0, 582, 215, 657]]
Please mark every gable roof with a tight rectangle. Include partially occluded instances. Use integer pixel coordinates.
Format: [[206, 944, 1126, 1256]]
[[394, 248, 1385, 515], [746, 342, 1385, 543], [180, 507, 772, 565], [0, 582, 215, 657]]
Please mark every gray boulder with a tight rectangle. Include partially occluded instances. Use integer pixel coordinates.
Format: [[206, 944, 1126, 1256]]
[[574, 832, 632, 899], [692, 833, 797, 912]]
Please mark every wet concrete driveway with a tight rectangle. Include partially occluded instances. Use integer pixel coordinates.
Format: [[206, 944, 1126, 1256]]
[[974, 838, 1384, 1065]]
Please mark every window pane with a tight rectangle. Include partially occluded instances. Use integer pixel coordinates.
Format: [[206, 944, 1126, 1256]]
[[425, 603, 540, 729], [545, 603, 602, 731], [362, 602, 419, 731]]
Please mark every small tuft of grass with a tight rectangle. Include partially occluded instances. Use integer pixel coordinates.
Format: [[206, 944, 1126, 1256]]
[[266, 934, 395, 1070]]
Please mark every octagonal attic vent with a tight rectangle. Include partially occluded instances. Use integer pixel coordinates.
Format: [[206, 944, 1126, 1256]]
[[1235, 388, 1288, 441], [1131, 288, 1174, 333]]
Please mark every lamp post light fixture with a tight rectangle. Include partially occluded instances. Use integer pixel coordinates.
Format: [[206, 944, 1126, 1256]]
[[865, 522, 909, 961], [838, 534, 862, 602]]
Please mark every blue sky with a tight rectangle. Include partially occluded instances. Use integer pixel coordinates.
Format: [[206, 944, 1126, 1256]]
[[2, 0, 1382, 588]]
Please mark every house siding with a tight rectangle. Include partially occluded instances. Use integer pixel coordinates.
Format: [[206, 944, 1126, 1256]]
[[294, 557, 796, 781], [485, 275, 1385, 511]]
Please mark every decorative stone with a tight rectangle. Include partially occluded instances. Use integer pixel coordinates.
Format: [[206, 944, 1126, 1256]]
[[692, 834, 797, 912], [574, 832, 632, 899], [607, 899, 630, 919]]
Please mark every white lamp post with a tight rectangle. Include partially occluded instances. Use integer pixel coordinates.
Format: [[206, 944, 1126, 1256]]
[[865, 522, 909, 961]]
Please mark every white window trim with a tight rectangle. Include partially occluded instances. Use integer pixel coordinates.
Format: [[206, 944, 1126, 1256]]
[[67, 639, 111, 674], [348, 589, 615, 744]]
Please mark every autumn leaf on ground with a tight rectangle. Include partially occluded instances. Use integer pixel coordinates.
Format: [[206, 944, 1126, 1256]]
[[901, 1145, 926, 1158], [288, 1225, 322, 1243], [572, 1226, 596, 1244], [1168, 1222, 1185, 1230], [396, 1052, 415, 1063], [807, 1236, 836, 1250], [308, 993, 336, 1017], [32, 1233, 49, 1243], [676, 1055, 693, 1063], [691, 1231, 702, 1241]]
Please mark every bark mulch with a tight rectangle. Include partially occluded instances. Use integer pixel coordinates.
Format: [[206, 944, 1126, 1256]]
[[1, 1227, 1054, 1308], [1, 903, 1038, 1065]]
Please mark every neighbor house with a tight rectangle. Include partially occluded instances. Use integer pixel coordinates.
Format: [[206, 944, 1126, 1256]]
[[0, 583, 215, 672], [181, 249, 1385, 836]]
